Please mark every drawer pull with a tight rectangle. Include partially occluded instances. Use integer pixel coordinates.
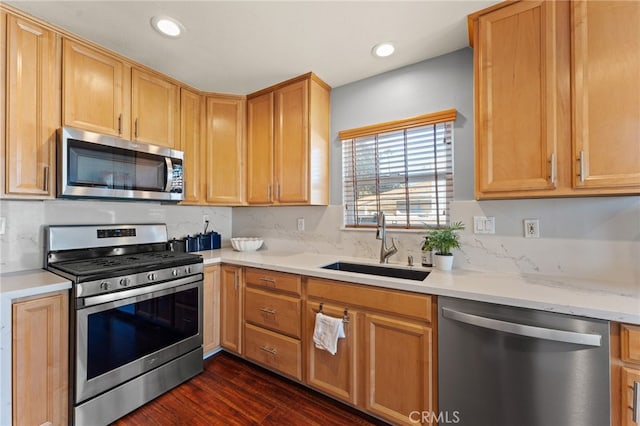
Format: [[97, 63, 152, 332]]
[[259, 307, 276, 315], [260, 277, 276, 285], [260, 345, 277, 356]]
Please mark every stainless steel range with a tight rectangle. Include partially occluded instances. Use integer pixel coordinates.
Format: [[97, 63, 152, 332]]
[[45, 224, 204, 425]]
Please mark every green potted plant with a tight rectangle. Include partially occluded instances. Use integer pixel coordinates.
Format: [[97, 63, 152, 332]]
[[425, 221, 465, 270]]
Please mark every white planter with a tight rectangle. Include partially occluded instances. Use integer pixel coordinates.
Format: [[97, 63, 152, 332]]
[[434, 254, 454, 271]]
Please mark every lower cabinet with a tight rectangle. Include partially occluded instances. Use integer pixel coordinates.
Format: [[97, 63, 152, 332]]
[[619, 323, 640, 426], [243, 268, 303, 381], [220, 264, 243, 354], [306, 277, 436, 425], [222, 266, 437, 425], [12, 290, 69, 426], [203, 264, 221, 354], [305, 301, 358, 405], [362, 312, 433, 425]]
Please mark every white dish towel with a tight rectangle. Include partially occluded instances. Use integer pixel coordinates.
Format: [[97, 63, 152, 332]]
[[313, 312, 346, 355]]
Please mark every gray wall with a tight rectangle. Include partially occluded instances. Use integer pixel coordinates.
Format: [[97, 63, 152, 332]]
[[330, 48, 475, 203]]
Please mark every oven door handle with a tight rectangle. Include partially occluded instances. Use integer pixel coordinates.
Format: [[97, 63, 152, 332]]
[[79, 274, 201, 308]]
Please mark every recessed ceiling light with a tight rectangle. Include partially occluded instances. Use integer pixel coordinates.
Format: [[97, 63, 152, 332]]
[[151, 16, 184, 38], [372, 42, 395, 58]]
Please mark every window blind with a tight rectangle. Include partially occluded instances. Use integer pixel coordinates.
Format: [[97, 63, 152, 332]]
[[341, 115, 454, 229]]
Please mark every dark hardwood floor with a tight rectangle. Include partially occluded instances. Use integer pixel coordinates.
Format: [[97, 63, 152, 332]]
[[112, 351, 389, 425]]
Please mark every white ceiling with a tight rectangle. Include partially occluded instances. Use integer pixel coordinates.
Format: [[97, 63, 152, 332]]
[[7, 1, 498, 94]]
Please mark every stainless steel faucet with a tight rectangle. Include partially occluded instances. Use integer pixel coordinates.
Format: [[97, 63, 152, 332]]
[[376, 211, 398, 264]]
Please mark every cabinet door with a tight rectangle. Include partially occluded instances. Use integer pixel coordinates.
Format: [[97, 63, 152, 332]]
[[12, 291, 68, 426], [62, 39, 129, 138], [205, 96, 246, 205], [180, 88, 204, 204], [305, 301, 357, 405], [220, 264, 243, 354], [572, 1, 640, 190], [131, 68, 180, 148], [362, 313, 434, 425], [5, 15, 59, 197], [622, 368, 640, 426], [246, 92, 274, 204], [274, 79, 309, 204], [475, 1, 559, 197], [203, 264, 221, 354]]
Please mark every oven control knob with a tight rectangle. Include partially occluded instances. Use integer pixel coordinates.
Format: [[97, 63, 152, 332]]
[[172, 269, 179, 277], [184, 266, 191, 274], [147, 273, 156, 281], [119, 278, 131, 287], [100, 281, 111, 291]]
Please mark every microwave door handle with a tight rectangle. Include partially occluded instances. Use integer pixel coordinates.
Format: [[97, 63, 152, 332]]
[[165, 157, 174, 192]]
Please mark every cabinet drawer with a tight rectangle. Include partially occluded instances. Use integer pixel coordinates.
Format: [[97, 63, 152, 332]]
[[245, 268, 301, 295], [622, 324, 640, 365], [245, 288, 301, 338], [244, 323, 301, 380], [307, 278, 432, 322]]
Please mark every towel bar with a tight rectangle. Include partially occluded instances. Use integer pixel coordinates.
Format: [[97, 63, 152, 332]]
[[318, 302, 350, 323]]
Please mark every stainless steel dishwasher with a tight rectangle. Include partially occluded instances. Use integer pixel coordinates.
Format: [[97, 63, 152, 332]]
[[438, 296, 610, 426]]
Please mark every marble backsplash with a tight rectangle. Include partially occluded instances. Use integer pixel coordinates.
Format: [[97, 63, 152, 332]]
[[232, 198, 640, 288], [0, 199, 232, 273], [2, 196, 638, 292]]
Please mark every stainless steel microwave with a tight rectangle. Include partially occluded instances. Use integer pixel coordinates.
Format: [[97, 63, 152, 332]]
[[57, 127, 184, 202]]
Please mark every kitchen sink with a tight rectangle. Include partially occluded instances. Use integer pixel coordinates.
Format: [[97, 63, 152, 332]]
[[321, 261, 429, 281]]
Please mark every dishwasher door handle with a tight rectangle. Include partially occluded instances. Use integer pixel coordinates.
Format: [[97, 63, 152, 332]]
[[441, 307, 602, 347]]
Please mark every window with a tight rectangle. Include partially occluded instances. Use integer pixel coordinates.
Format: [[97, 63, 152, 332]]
[[340, 109, 456, 229]]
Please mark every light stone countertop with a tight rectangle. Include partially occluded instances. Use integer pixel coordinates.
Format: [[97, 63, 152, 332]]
[[198, 248, 640, 325]]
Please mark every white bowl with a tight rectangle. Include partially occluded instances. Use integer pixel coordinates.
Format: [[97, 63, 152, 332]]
[[230, 237, 263, 251]]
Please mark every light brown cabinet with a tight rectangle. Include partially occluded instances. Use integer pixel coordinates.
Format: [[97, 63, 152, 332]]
[[619, 324, 640, 426], [470, 0, 640, 199], [246, 73, 330, 205], [203, 264, 221, 354], [571, 1, 640, 190], [62, 42, 180, 149], [3, 13, 59, 198], [62, 38, 130, 138], [243, 268, 302, 380], [180, 87, 204, 204], [204, 95, 246, 205], [220, 264, 243, 354], [12, 291, 69, 426], [304, 301, 357, 405], [306, 277, 436, 425], [131, 68, 180, 148]]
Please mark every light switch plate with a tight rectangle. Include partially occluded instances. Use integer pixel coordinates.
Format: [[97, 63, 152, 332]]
[[473, 216, 495, 234]]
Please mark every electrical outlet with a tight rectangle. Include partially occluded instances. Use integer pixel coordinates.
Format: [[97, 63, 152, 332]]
[[297, 217, 305, 232], [524, 219, 540, 238], [0, 217, 5, 235]]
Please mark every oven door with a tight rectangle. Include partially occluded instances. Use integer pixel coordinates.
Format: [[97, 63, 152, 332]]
[[75, 275, 202, 404]]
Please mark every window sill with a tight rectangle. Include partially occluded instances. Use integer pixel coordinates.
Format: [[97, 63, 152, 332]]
[[340, 227, 426, 234]]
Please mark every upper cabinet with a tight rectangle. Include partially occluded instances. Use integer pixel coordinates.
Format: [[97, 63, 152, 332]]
[[470, 0, 640, 199], [246, 73, 330, 205], [3, 13, 60, 198], [62, 39, 131, 139], [180, 87, 204, 204], [131, 68, 180, 148], [63, 41, 180, 148], [204, 95, 246, 205], [571, 1, 640, 190]]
